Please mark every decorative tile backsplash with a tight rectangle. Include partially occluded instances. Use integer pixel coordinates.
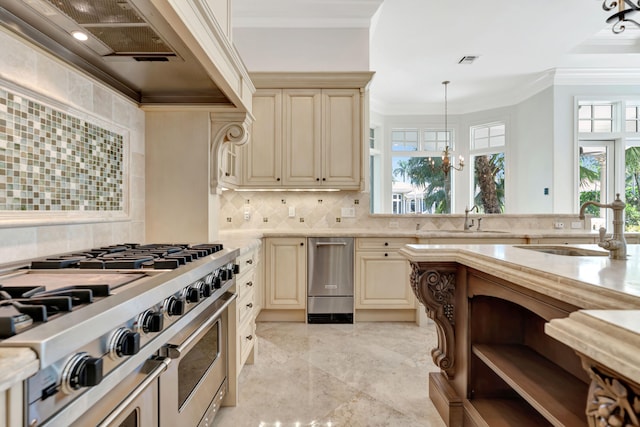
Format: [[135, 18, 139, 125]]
[[0, 87, 124, 211], [219, 190, 583, 232]]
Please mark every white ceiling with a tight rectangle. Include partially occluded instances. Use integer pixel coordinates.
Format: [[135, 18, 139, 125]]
[[233, 0, 640, 114]]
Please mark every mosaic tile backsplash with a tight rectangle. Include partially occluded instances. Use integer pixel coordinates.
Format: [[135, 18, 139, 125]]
[[0, 87, 124, 211]]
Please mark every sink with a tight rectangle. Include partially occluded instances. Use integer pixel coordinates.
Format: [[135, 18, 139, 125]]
[[425, 230, 510, 234], [513, 245, 609, 257]]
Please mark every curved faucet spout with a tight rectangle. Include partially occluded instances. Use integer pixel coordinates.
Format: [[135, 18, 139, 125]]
[[464, 205, 479, 231], [579, 200, 609, 219], [578, 193, 627, 260]]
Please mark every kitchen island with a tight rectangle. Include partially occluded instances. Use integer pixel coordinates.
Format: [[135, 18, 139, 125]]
[[400, 243, 640, 427]]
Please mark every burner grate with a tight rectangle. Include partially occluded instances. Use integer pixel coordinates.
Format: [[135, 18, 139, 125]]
[[29, 243, 225, 271]]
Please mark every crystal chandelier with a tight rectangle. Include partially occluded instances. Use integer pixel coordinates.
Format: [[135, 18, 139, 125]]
[[429, 81, 464, 176], [603, 0, 640, 33]]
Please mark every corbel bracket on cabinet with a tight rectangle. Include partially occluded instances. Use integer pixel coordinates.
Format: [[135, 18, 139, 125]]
[[210, 111, 253, 192], [410, 262, 457, 378], [582, 359, 640, 427]]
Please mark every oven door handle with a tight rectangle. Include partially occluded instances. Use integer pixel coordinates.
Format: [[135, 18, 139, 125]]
[[164, 293, 237, 359], [97, 356, 171, 427]]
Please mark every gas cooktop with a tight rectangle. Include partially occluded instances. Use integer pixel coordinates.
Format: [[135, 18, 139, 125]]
[[0, 242, 227, 339], [29, 243, 224, 270]]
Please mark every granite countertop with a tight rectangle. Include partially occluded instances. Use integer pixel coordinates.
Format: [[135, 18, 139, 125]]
[[400, 242, 640, 385], [0, 347, 38, 393]]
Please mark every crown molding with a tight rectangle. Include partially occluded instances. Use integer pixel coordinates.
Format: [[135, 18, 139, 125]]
[[371, 67, 640, 116], [552, 68, 640, 85], [250, 71, 375, 89]]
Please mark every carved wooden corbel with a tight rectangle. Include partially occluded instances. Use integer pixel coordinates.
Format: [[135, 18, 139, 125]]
[[410, 262, 457, 378], [210, 111, 252, 191], [584, 364, 640, 427]]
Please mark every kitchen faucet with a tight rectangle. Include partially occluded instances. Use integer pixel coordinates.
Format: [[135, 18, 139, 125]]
[[579, 193, 627, 260], [464, 205, 478, 231]]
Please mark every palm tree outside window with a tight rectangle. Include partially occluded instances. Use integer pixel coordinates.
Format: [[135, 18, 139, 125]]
[[470, 123, 506, 213], [391, 128, 453, 214]]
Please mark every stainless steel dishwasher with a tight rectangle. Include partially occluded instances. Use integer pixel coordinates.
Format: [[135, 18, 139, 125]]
[[307, 237, 354, 323]]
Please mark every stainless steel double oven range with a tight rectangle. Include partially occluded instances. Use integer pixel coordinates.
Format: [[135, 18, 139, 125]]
[[0, 242, 239, 427]]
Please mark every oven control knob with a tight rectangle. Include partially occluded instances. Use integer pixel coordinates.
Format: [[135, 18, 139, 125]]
[[185, 286, 200, 303], [108, 328, 140, 359], [212, 275, 222, 289], [61, 352, 103, 394], [136, 310, 164, 334], [163, 296, 184, 317], [194, 280, 212, 298], [220, 268, 232, 281]]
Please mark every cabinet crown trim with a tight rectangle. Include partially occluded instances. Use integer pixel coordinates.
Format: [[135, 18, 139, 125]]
[[250, 72, 375, 89]]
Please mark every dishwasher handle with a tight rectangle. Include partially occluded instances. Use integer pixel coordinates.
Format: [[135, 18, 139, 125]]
[[315, 242, 347, 247]]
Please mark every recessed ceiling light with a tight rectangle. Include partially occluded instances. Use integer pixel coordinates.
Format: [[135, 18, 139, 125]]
[[71, 31, 88, 41]]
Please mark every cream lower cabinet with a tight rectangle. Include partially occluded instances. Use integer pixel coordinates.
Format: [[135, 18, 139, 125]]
[[235, 242, 261, 370], [355, 238, 417, 310], [264, 237, 307, 309]]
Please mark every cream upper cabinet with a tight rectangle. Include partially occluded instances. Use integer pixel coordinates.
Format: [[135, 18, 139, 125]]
[[320, 89, 361, 187], [264, 237, 307, 309], [219, 142, 239, 187], [282, 89, 322, 186], [283, 89, 360, 187], [242, 72, 373, 190], [243, 89, 282, 186]]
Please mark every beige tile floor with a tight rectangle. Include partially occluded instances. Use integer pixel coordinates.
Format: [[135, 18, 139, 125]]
[[216, 321, 446, 427]]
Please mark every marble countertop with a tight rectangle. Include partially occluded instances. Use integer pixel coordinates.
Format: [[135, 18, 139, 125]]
[[546, 310, 640, 384], [400, 243, 640, 309], [0, 347, 38, 393], [219, 228, 605, 239], [400, 242, 640, 385]]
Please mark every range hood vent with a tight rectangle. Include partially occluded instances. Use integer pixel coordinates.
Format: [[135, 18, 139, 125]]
[[27, 0, 177, 59], [0, 0, 235, 105]]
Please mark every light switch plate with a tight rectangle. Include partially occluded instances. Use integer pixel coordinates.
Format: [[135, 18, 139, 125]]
[[341, 207, 355, 217], [288, 206, 295, 217]]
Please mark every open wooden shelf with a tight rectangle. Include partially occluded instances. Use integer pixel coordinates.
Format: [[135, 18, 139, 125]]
[[465, 398, 552, 427], [472, 343, 587, 427]]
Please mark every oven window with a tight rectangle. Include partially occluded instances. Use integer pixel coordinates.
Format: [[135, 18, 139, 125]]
[[118, 410, 138, 427], [178, 320, 221, 408]]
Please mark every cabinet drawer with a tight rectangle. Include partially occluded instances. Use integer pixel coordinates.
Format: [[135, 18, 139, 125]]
[[239, 285, 256, 325], [236, 268, 256, 299], [356, 237, 415, 250], [237, 250, 258, 274], [239, 320, 256, 366]]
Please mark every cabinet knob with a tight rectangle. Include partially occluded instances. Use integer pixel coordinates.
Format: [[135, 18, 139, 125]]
[[384, 253, 388, 257], [300, 242, 304, 246], [225, 172, 230, 176], [246, 303, 253, 308], [384, 242, 389, 246], [246, 259, 253, 265], [316, 178, 320, 181], [277, 178, 281, 181], [246, 281, 253, 287], [322, 178, 326, 181], [246, 335, 253, 341]]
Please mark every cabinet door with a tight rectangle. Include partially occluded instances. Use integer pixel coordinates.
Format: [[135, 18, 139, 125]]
[[265, 238, 307, 309], [244, 89, 282, 186], [322, 89, 361, 188], [283, 89, 322, 186], [219, 142, 238, 187], [355, 251, 416, 309]]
